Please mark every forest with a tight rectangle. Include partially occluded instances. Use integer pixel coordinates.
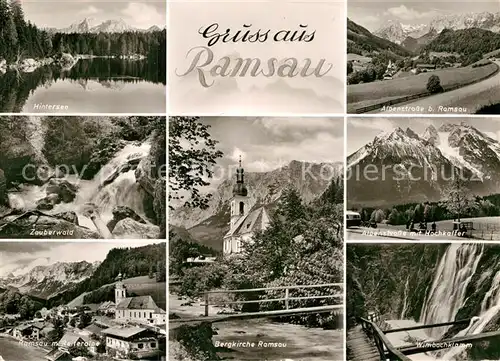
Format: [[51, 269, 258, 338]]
[[0, 0, 166, 64]]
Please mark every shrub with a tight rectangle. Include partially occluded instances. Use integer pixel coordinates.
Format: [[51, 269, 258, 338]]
[[426, 75, 443, 94]]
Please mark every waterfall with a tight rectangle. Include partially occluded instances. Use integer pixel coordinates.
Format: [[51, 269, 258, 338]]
[[400, 274, 410, 319], [441, 270, 500, 360], [420, 244, 484, 339], [8, 141, 152, 233]]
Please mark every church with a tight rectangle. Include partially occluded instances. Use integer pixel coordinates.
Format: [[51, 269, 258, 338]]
[[223, 158, 270, 255], [114, 274, 166, 326]]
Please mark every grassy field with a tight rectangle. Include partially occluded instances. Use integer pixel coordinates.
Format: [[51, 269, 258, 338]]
[[444, 85, 500, 114], [68, 275, 166, 310], [347, 62, 498, 110]]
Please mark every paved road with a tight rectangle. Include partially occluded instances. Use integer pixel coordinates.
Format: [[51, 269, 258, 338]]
[[375, 60, 500, 114]]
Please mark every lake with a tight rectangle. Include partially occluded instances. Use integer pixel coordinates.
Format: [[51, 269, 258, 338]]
[[0, 336, 47, 361], [0, 58, 166, 113]]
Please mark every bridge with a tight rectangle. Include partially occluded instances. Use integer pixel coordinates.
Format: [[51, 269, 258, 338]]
[[170, 283, 343, 327], [347, 315, 500, 361]]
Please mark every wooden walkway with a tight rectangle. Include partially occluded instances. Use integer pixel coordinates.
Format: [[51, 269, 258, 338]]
[[347, 325, 380, 361]]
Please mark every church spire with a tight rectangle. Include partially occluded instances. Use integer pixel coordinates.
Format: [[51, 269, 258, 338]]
[[233, 155, 248, 196]]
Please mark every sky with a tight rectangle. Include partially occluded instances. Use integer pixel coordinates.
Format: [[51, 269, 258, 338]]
[[347, 117, 500, 155], [169, 117, 344, 199], [349, 1, 500, 32], [202, 116, 344, 172], [22, 0, 166, 29], [0, 241, 161, 277]]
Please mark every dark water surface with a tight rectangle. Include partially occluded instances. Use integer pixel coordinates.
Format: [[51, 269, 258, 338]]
[[0, 58, 166, 113]]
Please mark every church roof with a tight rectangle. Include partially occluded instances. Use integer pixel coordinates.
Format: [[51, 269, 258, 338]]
[[116, 295, 160, 311], [225, 206, 270, 238]]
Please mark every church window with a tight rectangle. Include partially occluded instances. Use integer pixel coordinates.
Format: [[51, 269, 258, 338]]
[[138, 343, 144, 349], [239, 202, 244, 215], [151, 343, 157, 348]]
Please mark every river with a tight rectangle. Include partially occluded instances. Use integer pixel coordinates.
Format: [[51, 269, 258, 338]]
[[0, 336, 47, 361]]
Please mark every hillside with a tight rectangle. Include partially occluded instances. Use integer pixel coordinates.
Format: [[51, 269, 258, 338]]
[[401, 29, 439, 53], [46, 243, 166, 307], [347, 18, 411, 57], [424, 28, 500, 56]]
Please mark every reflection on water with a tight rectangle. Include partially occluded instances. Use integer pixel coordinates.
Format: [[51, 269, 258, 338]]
[[0, 58, 166, 113]]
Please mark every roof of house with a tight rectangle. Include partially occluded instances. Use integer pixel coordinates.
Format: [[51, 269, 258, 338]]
[[45, 349, 70, 361], [83, 304, 100, 312], [416, 63, 436, 68], [84, 323, 108, 336], [58, 332, 86, 347], [116, 295, 160, 311], [98, 301, 115, 310], [102, 326, 147, 339], [224, 206, 270, 238], [16, 323, 42, 331]]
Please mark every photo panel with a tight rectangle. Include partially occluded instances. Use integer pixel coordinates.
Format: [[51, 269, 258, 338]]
[[168, 1, 345, 115], [0, 241, 166, 360], [347, 116, 500, 241], [0, 116, 166, 239], [168, 116, 345, 360], [347, 0, 500, 115], [0, 0, 166, 114], [346, 242, 499, 361]]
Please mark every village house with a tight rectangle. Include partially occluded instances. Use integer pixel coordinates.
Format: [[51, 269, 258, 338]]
[[97, 301, 116, 316], [102, 326, 160, 359], [13, 323, 42, 340], [223, 158, 270, 255], [114, 274, 166, 326]]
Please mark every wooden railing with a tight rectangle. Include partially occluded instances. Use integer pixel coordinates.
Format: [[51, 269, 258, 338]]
[[358, 317, 412, 361], [203, 283, 343, 317]]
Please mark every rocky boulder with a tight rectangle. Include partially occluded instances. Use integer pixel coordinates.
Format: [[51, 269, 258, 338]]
[[135, 154, 156, 196], [112, 218, 160, 239], [54, 211, 79, 225], [0, 211, 99, 239], [36, 179, 78, 211], [46, 179, 78, 203], [106, 206, 146, 232], [0, 136, 39, 185]]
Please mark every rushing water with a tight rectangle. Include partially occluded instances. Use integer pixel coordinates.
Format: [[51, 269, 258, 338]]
[[420, 244, 484, 339], [8, 141, 152, 233], [0, 58, 166, 113], [384, 243, 500, 360]]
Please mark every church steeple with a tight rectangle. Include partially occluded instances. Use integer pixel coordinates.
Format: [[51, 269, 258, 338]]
[[233, 155, 248, 196]]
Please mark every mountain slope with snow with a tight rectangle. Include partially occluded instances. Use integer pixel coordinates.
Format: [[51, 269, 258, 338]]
[[55, 18, 163, 34], [347, 124, 500, 207], [0, 261, 100, 299]]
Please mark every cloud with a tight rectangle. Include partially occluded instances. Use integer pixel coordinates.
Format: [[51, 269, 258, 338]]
[[385, 5, 437, 21], [121, 2, 165, 29], [79, 5, 101, 16], [349, 118, 396, 134], [230, 147, 246, 163]]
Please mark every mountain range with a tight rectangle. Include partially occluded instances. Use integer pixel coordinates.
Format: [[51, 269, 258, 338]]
[[48, 18, 163, 34], [170, 160, 343, 251], [0, 261, 100, 299], [347, 18, 411, 57], [347, 123, 500, 208], [374, 11, 500, 45]]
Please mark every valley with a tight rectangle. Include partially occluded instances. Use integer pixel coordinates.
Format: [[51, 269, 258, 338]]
[[346, 10, 500, 114], [0, 242, 167, 361]]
